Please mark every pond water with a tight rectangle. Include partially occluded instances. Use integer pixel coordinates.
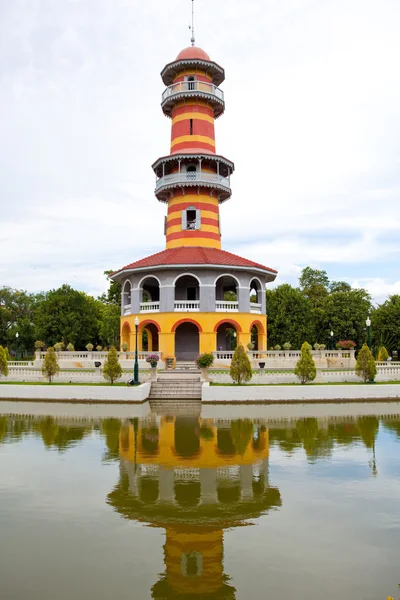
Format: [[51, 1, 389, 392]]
[[0, 402, 399, 600]]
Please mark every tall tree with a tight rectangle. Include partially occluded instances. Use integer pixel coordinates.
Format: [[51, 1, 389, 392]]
[[98, 270, 122, 306], [299, 267, 330, 344], [266, 284, 314, 349], [35, 284, 101, 349], [322, 288, 372, 347], [372, 295, 400, 355], [0, 287, 37, 351]]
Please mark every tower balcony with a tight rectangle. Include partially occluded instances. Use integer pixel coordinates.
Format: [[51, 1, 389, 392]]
[[161, 81, 225, 118], [155, 170, 231, 201]]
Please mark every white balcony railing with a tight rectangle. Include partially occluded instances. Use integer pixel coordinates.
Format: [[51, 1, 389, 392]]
[[123, 304, 132, 315], [156, 171, 230, 190], [250, 302, 262, 313], [216, 301, 239, 312], [140, 301, 160, 313], [174, 301, 200, 312], [162, 80, 224, 103]]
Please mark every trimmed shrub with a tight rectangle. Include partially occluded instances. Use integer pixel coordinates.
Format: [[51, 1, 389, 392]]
[[0, 346, 9, 378], [294, 342, 317, 384], [196, 353, 214, 369], [41, 347, 60, 383], [230, 344, 253, 384], [377, 346, 389, 361], [103, 346, 122, 384], [356, 344, 377, 383]]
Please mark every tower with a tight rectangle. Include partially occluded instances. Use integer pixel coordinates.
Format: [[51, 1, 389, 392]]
[[153, 45, 233, 250], [111, 30, 277, 362]]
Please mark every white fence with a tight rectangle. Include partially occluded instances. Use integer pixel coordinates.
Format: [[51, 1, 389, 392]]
[[2, 368, 152, 384], [213, 349, 356, 369]]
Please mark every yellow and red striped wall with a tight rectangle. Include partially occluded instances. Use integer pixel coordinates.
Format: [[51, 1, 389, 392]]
[[166, 192, 221, 249]]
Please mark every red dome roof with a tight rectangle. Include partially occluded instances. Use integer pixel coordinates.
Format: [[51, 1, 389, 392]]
[[176, 46, 211, 61]]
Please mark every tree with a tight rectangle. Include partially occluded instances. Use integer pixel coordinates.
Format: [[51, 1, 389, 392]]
[[372, 295, 400, 355], [266, 284, 314, 349], [0, 346, 9, 378], [230, 344, 252, 384], [98, 270, 122, 306], [0, 287, 37, 352], [355, 344, 377, 383], [35, 284, 101, 349], [377, 346, 389, 361], [322, 287, 372, 348], [98, 302, 120, 348], [103, 346, 122, 384], [294, 342, 317, 384], [41, 347, 60, 383]]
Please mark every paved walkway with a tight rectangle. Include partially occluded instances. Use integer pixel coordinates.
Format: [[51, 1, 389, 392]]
[[0, 383, 150, 403]]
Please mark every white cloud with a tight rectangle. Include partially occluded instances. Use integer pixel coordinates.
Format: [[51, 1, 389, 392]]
[[1, 0, 400, 302]]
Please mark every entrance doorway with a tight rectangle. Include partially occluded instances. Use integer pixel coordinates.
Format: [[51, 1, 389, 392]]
[[175, 322, 199, 361]]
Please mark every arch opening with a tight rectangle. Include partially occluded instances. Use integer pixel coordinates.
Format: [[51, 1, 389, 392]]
[[140, 276, 160, 307], [215, 275, 238, 310], [121, 322, 131, 351], [175, 274, 200, 305], [250, 278, 263, 308], [122, 281, 132, 315], [142, 323, 159, 352], [216, 322, 237, 352], [175, 321, 200, 361]]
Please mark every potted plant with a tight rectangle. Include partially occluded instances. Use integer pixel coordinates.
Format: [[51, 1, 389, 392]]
[[283, 342, 291, 351], [86, 343, 94, 352], [196, 352, 214, 381], [54, 342, 64, 352], [96, 345, 102, 352], [66, 342, 75, 352], [121, 342, 128, 352], [247, 342, 255, 351], [165, 356, 175, 370], [274, 345, 281, 351], [146, 353, 160, 380]]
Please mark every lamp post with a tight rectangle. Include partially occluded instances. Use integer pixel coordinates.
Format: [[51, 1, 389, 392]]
[[134, 316, 139, 385], [330, 330, 334, 350], [15, 332, 19, 360], [366, 316, 371, 349]]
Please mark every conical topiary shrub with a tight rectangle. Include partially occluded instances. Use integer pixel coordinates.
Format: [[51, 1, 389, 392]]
[[230, 344, 253, 384], [355, 344, 377, 383], [294, 342, 317, 384]]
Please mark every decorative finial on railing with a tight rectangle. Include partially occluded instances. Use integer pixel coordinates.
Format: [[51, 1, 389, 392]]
[[189, 0, 195, 46]]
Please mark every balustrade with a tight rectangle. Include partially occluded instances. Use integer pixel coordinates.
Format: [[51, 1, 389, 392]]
[[140, 301, 160, 313], [215, 301, 238, 312], [174, 301, 200, 312], [156, 171, 230, 190], [162, 80, 224, 102]]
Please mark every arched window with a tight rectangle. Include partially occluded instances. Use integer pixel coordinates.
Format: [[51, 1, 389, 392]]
[[187, 75, 195, 91], [182, 205, 201, 230]]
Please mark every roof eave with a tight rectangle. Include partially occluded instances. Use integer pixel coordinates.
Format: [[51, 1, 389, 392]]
[[111, 263, 277, 281]]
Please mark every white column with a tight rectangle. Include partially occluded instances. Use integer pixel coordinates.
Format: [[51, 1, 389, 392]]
[[240, 464, 254, 501], [200, 468, 218, 505], [158, 468, 175, 503]]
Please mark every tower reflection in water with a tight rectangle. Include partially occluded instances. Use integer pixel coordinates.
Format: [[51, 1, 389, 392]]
[[107, 416, 282, 599]]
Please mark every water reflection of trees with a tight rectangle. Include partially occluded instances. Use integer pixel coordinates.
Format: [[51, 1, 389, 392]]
[[0, 415, 92, 452], [268, 416, 382, 459]]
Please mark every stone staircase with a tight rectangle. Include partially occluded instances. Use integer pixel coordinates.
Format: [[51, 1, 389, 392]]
[[149, 398, 202, 415], [149, 370, 202, 399]]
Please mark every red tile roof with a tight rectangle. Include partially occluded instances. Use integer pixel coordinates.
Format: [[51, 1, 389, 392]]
[[114, 247, 277, 275]]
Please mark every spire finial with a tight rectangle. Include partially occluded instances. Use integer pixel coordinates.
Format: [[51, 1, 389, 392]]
[[189, 0, 195, 46]]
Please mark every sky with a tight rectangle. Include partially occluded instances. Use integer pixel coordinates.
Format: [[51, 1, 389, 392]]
[[1, 0, 399, 304]]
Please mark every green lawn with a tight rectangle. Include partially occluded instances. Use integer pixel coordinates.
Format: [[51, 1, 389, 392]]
[[0, 381, 136, 387], [210, 381, 400, 387]]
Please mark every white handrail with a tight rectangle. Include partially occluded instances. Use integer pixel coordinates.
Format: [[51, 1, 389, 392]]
[[215, 301, 238, 312], [140, 302, 160, 312], [174, 301, 200, 312], [156, 171, 230, 190], [162, 80, 224, 102]]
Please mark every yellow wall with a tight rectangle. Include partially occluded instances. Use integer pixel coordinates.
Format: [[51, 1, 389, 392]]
[[119, 417, 269, 468], [120, 312, 267, 358]]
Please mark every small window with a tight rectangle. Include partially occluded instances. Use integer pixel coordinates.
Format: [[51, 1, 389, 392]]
[[187, 76, 195, 91], [190, 118, 193, 135], [186, 209, 196, 229], [187, 165, 196, 180]]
